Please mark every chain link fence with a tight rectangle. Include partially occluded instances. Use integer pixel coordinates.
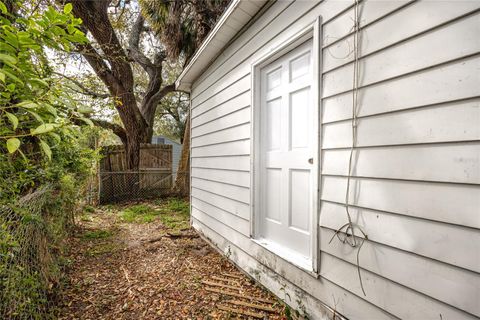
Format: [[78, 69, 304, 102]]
[[99, 170, 174, 204], [0, 182, 77, 319]]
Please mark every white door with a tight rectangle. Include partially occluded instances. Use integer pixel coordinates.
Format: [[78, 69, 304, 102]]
[[258, 40, 316, 267]]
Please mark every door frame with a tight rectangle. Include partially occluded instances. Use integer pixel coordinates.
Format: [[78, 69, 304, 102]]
[[250, 17, 322, 275]]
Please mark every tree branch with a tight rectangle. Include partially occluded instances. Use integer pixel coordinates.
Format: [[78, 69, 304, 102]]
[[146, 83, 176, 116], [91, 118, 127, 143], [73, 116, 127, 144], [53, 72, 110, 99], [127, 14, 157, 78], [76, 42, 124, 96]]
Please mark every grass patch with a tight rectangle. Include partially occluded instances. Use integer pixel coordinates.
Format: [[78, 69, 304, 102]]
[[165, 198, 189, 215], [119, 199, 190, 229], [158, 214, 189, 232], [120, 204, 160, 224], [157, 198, 190, 232], [84, 205, 95, 213], [82, 229, 114, 240]]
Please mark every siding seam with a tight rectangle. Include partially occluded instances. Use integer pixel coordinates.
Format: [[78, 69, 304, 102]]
[[191, 185, 250, 205], [321, 96, 480, 125], [322, 52, 480, 99], [322, 7, 480, 74]]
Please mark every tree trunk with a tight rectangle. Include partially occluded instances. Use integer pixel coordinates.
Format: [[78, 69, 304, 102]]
[[173, 113, 190, 197]]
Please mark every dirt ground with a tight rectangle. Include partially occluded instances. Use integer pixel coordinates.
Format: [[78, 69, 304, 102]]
[[59, 199, 288, 319]]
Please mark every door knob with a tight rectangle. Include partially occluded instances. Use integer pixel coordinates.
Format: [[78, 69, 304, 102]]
[[308, 158, 313, 164]]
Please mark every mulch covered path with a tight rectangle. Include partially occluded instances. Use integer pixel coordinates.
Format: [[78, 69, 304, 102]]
[[58, 200, 288, 319]]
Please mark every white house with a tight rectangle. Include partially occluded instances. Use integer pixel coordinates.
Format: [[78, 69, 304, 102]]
[[176, 1, 480, 319]]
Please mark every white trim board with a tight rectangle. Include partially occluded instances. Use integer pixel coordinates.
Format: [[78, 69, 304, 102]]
[[250, 17, 323, 275]]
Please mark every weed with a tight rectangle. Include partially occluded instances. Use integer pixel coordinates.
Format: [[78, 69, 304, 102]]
[[158, 214, 189, 231], [165, 198, 189, 215], [84, 205, 95, 213], [120, 204, 160, 224], [284, 304, 293, 320]]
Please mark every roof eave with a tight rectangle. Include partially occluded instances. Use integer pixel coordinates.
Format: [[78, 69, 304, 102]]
[[176, 0, 267, 92]]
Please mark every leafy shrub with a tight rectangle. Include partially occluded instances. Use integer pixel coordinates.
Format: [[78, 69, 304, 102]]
[[0, 2, 96, 318]]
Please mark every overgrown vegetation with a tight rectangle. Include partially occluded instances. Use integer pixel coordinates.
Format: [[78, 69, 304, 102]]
[[0, 1, 97, 318], [0, 0, 229, 317]]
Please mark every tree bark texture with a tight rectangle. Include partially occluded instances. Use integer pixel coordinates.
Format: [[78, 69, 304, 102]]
[[70, 1, 174, 170]]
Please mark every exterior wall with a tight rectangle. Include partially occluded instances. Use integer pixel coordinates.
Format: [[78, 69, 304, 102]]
[[189, 1, 480, 319]]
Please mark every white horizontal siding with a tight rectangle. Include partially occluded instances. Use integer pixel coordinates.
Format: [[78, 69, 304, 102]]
[[319, 201, 480, 273], [191, 202, 250, 236], [322, 0, 412, 47], [191, 177, 249, 204], [189, 0, 480, 319], [322, 99, 480, 148], [321, 176, 480, 229], [323, 12, 480, 97], [191, 167, 250, 188], [322, 143, 480, 184], [320, 229, 480, 317], [191, 187, 250, 220], [192, 78, 250, 119], [192, 106, 250, 137], [191, 123, 250, 148], [322, 55, 480, 123], [191, 0, 353, 105], [191, 155, 250, 171], [320, 252, 478, 320], [191, 139, 250, 158], [323, 1, 480, 72]]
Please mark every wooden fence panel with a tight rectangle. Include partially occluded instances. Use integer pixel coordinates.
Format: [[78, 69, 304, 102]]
[[99, 144, 173, 204]]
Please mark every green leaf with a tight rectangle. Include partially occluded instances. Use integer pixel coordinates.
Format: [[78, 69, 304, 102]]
[[2, 70, 23, 84], [30, 78, 49, 87], [27, 110, 44, 123], [63, 3, 73, 14], [6, 83, 15, 92], [39, 139, 52, 160], [3, 30, 18, 49], [42, 103, 57, 116], [0, 1, 7, 14], [31, 123, 55, 135], [16, 101, 38, 109], [79, 117, 94, 127], [0, 71, 5, 83], [49, 132, 61, 142], [0, 53, 17, 65], [6, 138, 20, 153], [5, 112, 18, 130]]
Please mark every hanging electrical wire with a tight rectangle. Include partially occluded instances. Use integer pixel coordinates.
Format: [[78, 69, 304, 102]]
[[327, 0, 368, 296]]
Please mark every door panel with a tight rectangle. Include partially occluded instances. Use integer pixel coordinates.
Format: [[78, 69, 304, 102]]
[[290, 87, 310, 149], [290, 169, 311, 232], [259, 40, 315, 263], [266, 98, 282, 151]]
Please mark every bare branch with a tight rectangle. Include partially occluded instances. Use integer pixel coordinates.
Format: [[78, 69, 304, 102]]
[[53, 72, 110, 99], [147, 83, 176, 115], [128, 14, 159, 78], [76, 42, 123, 95]]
